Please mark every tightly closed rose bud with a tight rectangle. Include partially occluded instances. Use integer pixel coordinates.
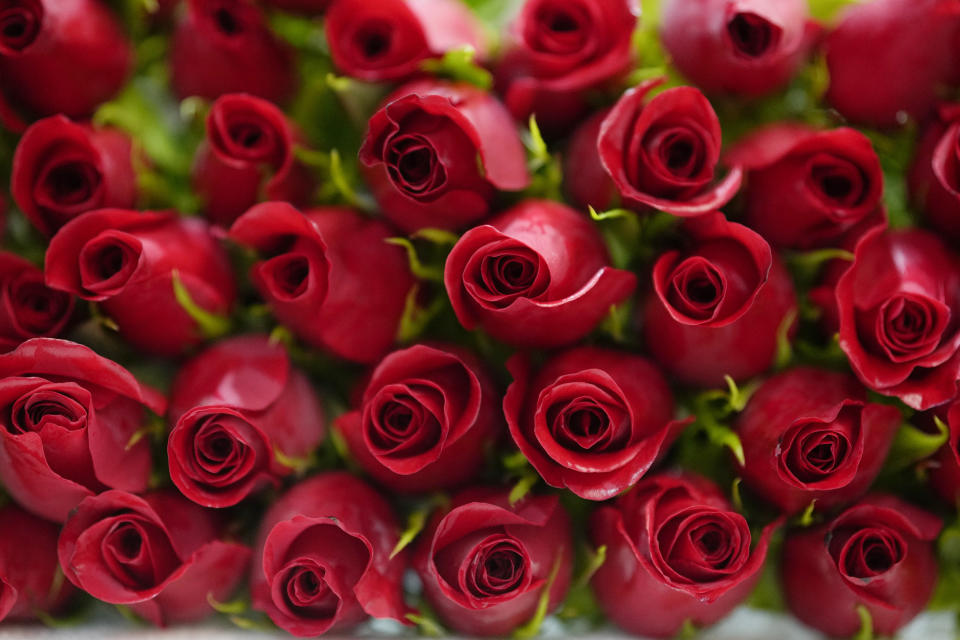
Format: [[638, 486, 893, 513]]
[[504, 347, 688, 501], [335, 343, 500, 493], [643, 212, 797, 387], [930, 401, 960, 505], [0, 338, 165, 522], [168, 335, 325, 508], [598, 78, 743, 216], [782, 495, 940, 637], [909, 104, 960, 240], [444, 199, 636, 348], [0, 251, 73, 351], [229, 202, 414, 363], [251, 472, 411, 636], [59, 490, 251, 626], [45, 209, 236, 357], [414, 487, 573, 636], [590, 472, 777, 638], [565, 109, 617, 210], [359, 80, 529, 233], [170, 0, 296, 104], [11, 115, 136, 236], [326, 0, 487, 82]]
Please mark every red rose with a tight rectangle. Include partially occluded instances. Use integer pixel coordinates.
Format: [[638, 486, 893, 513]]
[[0, 338, 165, 522], [503, 347, 689, 501], [495, 0, 637, 135], [335, 343, 500, 493], [590, 472, 777, 638], [837, 227, 960, 410], [170, 0, 296, 104], [565, 109, 617, 211], [251, 472, 411, 636], [0, 251, 73, 351], [326, 0, 487, 83], [930, 400, 960, 505], [168, 335, 326, 508], [444, 199, 636, 348], [58, 490, 251, 626], [0, 0, 131, 121], [597, 78, 743, 216], [909, 104, 960, 240], [782, 495, 940, 637], [193, 93, 315, 227], [45, 209, 236, 357], [229, 202, 414, 363], [359, 80, 529, 233], [737, 367, 902, 514], [642, 212, 797, 387], [413, 487, 573, 636]]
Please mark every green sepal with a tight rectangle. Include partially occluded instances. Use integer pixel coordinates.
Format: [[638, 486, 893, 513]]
[[796, 500, 818, 527], [588, 206, 642, 270], [509, 470, 539, 506], [676, 619, 698, 639], [514, 553, 563, 639], [421, 47, 493, 89], [523, 116, 563, 200], [774, 308, 799, 370], [171, 270, 232, 340], [808, 0, 859, 22], [883, 417, 949, 474], [272, 445, 316, 476], [853, 605, 873, 640], [406, 612, 445, 637], [125, 414, 166, 451], [207, 592, 249, 615]]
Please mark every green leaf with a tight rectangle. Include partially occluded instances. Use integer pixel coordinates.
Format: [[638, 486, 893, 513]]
[[884, 417, 949, 473], [509, 471, 539, 506], [421, 47, 493, 89], [514, 553, 563, 639], [588, 206, 635, 222], [171, 270, 232, 340], [273, 445, 315, 475], [853, 605, 873, 640], [206, 592, 248, 615], [406, 612, 445, 637]]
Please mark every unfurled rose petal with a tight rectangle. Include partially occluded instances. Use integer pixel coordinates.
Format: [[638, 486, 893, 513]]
[[909, 104, 960, 241], [0, 251, 73, 351]]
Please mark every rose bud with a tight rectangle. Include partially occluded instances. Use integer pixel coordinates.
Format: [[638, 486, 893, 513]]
[[643, 212, 797, 387], [909, 104, 960, 241], [495, 0, 637, 136], [504, 347, 689, 501], [326, 0, 487, 83], [414, 487, 573, 636], [359, 80, 529, 233], [251, 472, 411, 636], [590, 472, 777, 638], [0, 251, 73, 351], [0, 0, 131, 121], [930, 401, 960, 505], [737, 367, 902, 514], [598, 78, 743, 217], [782, 495, 940, 637], [229, 202, 414, 364], [837, 227, 960, 410], [445, 199, 636, 348], [335, 343, 500, 493], [0, 338, 166, 522], [11, 115, 136, 236], [170, 0, 296, 104], [45, 209, 236, 357], [193, 93, 315, 227], [59, 490, 251, 626], [168, 335, 325, 508], [565, 109, 617, 211]]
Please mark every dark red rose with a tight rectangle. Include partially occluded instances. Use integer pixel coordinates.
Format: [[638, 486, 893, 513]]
[[782, 495, 940, 637], [11, 115, 136, 237], [335, 343, 500, 493], [414, 487, 573, 636], [597, 78, 743, 216], [590, 472, 777, 638], [909, 104, 960, 240], [229, 202, 414, 363], [359, 80, 529, 233], [643, 212, 797, 387], [168, 335, 326, 508], [45, 209, 236, 357], [59, 490, 251, 626], [193, 93, 315, 227], [837, 227, 960, 410], [0, 338, 165, 522], [0, 251, 73, 351], [170, 0, 296, 104], [930, 400, 960, 505], [495, 0, 637, 135], [326, 0, 487, 83], [737, 367, 902, 514], [444, 199, 636, 348], [503, 347, 689, 501], [251, 472, 411, 636], [565, 109, 617, 211], [0, 0, 131, 122]]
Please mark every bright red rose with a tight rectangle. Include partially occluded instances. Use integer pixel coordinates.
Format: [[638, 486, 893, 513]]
[[45, 209, 236, 357], [909, 104, 960, 240], [0, 338, 165, 522], [59, 490, 251, 626], [251, 472, 411, 636], [0, 251, 73, 351], [359, 80, 529, 233], [168, 335, 325, 508], [229, 202, 414, 364], [782, 495, 940, 637], [503, 347, 689, 501], [930, 400, 960, 505], [414, 487, 573, 637], [643, 212, 797, 387], [564, 108, 617, 211], [590, 471, 777, 638], [11, 115, 136, 236]]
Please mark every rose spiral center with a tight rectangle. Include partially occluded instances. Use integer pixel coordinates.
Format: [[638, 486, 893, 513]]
[[727, 12, 780, 58], [466, 536, 528, 599], [0, 1, 40, 52]]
